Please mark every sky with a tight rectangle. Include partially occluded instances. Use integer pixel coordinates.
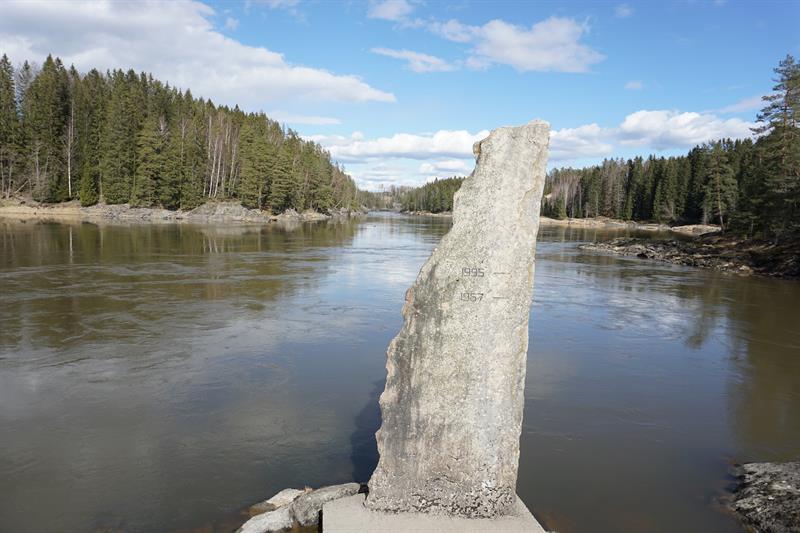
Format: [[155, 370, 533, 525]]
[[1, 0, 798, 190]]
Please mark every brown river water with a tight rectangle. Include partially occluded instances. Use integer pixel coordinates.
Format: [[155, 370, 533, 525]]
[[0, 213, 798, 533]]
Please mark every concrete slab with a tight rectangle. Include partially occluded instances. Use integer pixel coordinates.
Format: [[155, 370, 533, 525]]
[[323, 494, 548, 533]]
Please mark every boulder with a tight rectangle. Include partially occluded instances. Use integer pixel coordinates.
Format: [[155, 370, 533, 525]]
[[249, 487, 307, 515], [290, 482, 361, 526], [236, 506, 292, 533]]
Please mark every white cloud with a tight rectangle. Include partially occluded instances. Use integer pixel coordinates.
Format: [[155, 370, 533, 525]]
[[224, 16, 239, 30], [371, 47, 456, 73], [550, 124, 614, 161], [248, 0, 300, 8], [419, 159, 471, 175], [717, 95, 764, 113], [310, 109, 756, 187], [431, 17, 604, 73], [368, 0, 414, 21], [625, 80, 643, 90], [428, 19, 476, 43], [268, 111, 341, 125], [311, 129, 490, 162], [617, 110, 754, 150], [0, 0, 394, 109], [615, 4, 633, 18]]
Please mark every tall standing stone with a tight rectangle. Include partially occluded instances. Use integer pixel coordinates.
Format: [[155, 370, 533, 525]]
[[367, 120, 550, 518]]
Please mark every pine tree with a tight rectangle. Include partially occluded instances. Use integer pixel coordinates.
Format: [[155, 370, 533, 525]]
[[753, 54, 800, 238]]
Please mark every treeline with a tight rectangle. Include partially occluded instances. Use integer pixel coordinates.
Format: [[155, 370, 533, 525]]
[[545, 54, 799, 239], [400, 177, 464, 213], [0, 54, 359, 212]]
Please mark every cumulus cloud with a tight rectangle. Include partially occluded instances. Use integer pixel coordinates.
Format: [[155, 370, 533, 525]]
[[371, 47, 456, 73], [419, 159, 472, 175], [625, 80, 643, 90], [615, 4, 633, 18], [430, 16, 604, 73], [310, 109, 756, 187], [312, 129, 490, 162], [0, 0, 394, 109], [717, 95, 764, 113], [368, 0, 414, 21], [550, 124, 614, 161], [617, 110, 754, 150]]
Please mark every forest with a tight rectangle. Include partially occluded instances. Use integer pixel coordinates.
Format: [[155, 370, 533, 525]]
[[394, 55, 800, 240], [0, 55, 360, 213]]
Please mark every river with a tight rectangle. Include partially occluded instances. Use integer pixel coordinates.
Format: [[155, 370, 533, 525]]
[[1, 213, 798, 533]]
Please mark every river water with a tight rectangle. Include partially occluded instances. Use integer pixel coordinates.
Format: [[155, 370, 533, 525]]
[[1, 213, 798, 533]]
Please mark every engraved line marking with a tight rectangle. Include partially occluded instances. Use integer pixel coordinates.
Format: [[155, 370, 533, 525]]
[[493, 296, 510, 300]]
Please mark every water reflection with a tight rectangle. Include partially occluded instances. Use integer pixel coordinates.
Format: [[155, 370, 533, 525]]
[[0, 216, 797, 533]]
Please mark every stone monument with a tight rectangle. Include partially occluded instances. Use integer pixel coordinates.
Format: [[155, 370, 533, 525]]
[[366, 120, 550, 518]]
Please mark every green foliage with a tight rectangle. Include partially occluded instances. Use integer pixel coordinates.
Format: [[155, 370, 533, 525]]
[[78, 161, 98, 206], [399, 177, 464, 213], [131, 116, 166, 207], [0, 55, 361, 213], [702, 142, 738, 230]]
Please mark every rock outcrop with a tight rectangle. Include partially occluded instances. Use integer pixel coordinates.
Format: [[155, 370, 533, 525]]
[[366, 120, 550, 517], [727, 462, 800, 533], [236, 483, 360, 533]]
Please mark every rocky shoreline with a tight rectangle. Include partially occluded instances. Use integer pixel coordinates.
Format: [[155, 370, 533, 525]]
[[726, 462, 800, 533], [0, 199, 360, 225], [405, 211, 721, 236], [581, 234, 800, 278]]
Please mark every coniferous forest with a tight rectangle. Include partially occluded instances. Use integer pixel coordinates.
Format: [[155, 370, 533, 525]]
[[395, 55, 800, 242], [0, 55, 360, 212]]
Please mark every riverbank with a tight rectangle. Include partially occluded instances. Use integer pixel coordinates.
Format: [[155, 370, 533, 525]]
[[726, 462, 800, 533], [407, 211, 721, 236], [0, 198, 359, 225], [581, 234, 800, 278]]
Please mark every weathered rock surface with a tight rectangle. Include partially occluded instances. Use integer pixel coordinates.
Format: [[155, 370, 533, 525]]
[[237, 483, 360, 532], [367, 120, 550, 518], [291, 482, 361, 526], [237, 506, 293, 533], [248, 487, 307, 515], [727, 462, 800, 533], [0, 199, 359, 225]]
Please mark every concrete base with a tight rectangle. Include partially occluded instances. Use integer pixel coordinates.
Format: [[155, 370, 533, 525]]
[[323, 494, 547, 533]]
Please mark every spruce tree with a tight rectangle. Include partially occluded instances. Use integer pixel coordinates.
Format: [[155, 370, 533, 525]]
[[702, 142, 738, 231], [101, 71, 137, 204], [268, 143, 295, 212], [24, 55, 68, 201], [0, 54, 18, 199], [131, 116, 165, 207]]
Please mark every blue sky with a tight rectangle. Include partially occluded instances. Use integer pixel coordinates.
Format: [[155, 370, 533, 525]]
[[2, 0, 798, 189]]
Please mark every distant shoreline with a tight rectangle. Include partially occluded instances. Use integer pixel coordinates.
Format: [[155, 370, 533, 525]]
[[0, 199, 359, 225], [405, 211, 720, 237]]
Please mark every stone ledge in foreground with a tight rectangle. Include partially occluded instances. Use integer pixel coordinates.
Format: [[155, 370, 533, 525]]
[[323, 493, 549, 533]]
